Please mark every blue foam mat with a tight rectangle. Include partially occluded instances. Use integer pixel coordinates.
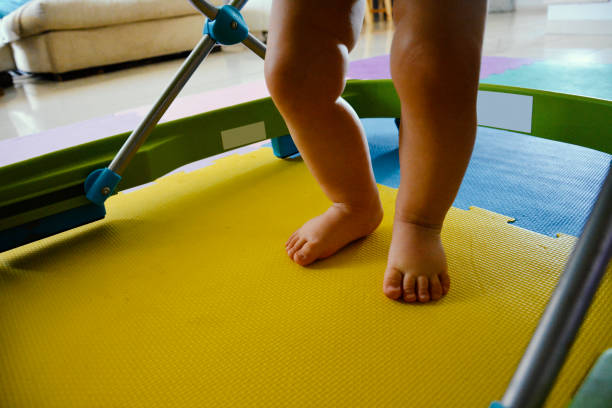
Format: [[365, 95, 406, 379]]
[[363, 118, 611, 237]]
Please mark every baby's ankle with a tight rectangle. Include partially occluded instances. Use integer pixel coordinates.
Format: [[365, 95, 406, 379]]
[[333, 192, 383, 215], [332, 201, 383, 226], [393, 213, 442, 235]]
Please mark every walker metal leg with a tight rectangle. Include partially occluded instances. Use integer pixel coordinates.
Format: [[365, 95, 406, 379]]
[[86, 0, 269, 205], [109, 0, 262, 176], [493, 164, 612, 408], [108, 34, 218, 175]]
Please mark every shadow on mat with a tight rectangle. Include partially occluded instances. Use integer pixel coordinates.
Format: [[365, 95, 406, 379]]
[[1, 154, 295, 276], [0, 219, 145, 275]]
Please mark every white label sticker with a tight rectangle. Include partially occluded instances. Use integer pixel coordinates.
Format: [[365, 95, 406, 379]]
[[477, 91, 533, 133], [221, 121, 267, 150]]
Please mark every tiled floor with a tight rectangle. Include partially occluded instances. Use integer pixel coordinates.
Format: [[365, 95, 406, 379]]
[[0, 5, 611, 141]]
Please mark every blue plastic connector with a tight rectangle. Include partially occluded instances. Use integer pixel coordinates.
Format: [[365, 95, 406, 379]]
[[203, 5, 249, 45], [84, 168, 122, 206], [489, 402, 505, 408], [271, 134, 299, 158]]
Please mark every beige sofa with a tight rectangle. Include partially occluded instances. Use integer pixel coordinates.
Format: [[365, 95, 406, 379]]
[[0, 40, 15, 71], [0, 41, 15, 87], [0, 0, 271, 75]]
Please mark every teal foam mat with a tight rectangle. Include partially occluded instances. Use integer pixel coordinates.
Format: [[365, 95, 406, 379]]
[[482, 61, 612, 101], [570, 349, 612, 408]]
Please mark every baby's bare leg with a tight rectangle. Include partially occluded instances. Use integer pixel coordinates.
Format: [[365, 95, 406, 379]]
[[383, 0, 487, 302], [265, 0, 382, 266]]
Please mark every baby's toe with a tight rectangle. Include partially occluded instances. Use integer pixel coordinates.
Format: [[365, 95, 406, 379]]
[[417, 276, 430, 303], [430, 275, 443, 301], [285, 233, 298, 248], [294, 241, 318, 266], [440, 273, 451, 295], [383, 267, 403, 300], [402, 275, 417, 303], [287, 237, 306, 259]]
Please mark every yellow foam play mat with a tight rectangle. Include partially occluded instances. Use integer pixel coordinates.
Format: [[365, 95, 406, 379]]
[[1, 147, 610, 407]]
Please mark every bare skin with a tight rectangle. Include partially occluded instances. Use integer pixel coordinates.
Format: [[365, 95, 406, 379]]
[[265, 0, 486, 302]]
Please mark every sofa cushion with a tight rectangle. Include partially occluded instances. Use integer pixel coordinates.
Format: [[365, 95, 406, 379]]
[[2, 0, 225, 42], [9, 13, 205, 73]]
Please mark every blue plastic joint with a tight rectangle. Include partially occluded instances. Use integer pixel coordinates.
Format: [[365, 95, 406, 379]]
[[203, 5, 249, 45], [489, 402, 506, 408], [84, 168, 122, 206], [271, 134, 299, 158]]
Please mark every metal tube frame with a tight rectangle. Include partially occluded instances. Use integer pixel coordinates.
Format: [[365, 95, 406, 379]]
[[188, 0, 218, 19], [108, 34, 217, 174], [108, 0, 265, 175], [500, 164, 612, 408]]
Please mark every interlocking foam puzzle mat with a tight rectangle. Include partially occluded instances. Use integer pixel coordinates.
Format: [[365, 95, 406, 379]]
[[347, 55, 612, 238], [348, 55, 612, 102], [1, 148, 611, 407], [363, 119, 611, 237], [481, 61, 612, 101]]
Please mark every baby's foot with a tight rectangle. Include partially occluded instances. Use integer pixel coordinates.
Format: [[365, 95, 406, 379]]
[[286, 201, 383, 266], [383, 219, 451, 303]]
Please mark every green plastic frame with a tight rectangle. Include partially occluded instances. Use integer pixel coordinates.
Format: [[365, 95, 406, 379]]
[[1, 80, 611, 231]]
